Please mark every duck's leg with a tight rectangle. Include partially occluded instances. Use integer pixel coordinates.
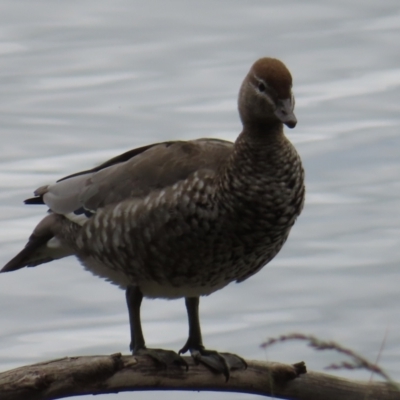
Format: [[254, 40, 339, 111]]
[[125, 285, 188, 369], [179, 297, 247, 381]]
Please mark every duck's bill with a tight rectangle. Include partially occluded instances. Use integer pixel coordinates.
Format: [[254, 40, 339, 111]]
[[274, 98, 297, 129]]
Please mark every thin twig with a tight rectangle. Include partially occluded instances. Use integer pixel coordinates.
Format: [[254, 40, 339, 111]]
[[261, 333, 399, 391], [370, 327, 389, 384]]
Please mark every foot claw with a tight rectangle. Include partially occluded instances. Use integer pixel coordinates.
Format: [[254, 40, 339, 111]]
[[220, 352, 248, 371]]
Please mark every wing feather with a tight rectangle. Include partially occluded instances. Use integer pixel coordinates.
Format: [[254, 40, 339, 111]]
[[27, 139, 233, 216]]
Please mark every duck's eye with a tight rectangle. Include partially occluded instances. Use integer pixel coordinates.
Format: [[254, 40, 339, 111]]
[[258, 82, 266, 92]]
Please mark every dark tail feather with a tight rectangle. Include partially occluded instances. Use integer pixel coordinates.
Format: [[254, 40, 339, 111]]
[[1, 233, 53, 273], [2, 214, 75, 273], [24, 196, 45, 205]]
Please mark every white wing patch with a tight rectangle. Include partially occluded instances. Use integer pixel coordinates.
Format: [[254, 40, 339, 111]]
[[43, 174, 92, 214], [65, 212, 90, 226], [46, 237, 63, 249]]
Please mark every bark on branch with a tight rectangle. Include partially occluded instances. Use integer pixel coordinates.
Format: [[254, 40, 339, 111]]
[[0, 354, 398, 400]]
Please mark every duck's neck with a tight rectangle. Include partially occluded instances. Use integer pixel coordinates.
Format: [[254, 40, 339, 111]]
[[217, 122, 293, 209], [237, 121, 285, 155]]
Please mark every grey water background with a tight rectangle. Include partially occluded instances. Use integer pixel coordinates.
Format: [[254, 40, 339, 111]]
[[0, 1, 399, 399]]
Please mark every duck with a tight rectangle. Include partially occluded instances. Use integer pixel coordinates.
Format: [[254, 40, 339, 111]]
[[1, 57, 305, 380]]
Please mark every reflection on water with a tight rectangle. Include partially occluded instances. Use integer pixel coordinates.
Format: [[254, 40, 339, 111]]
[[0, 1, 399, 399]]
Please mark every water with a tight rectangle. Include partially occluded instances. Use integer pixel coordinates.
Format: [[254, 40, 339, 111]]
[[0, 1, 399, 399]]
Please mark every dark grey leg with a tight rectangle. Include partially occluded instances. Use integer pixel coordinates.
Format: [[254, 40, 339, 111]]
[[125, 285, 188, 369], [179, 296, 247, 381], [125, 285, 145, 352], [179, 297, 204, 351]]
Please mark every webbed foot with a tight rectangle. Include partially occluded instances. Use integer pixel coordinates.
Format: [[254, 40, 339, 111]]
[[134, 347, 188, 370], [179, 344, 247, 381]]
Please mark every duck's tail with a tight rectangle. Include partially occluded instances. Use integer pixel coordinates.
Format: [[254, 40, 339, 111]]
[[1, 214, 74, 273]]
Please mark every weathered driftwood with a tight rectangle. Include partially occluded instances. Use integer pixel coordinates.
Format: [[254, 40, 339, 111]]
[[0, 354, 398, 400]]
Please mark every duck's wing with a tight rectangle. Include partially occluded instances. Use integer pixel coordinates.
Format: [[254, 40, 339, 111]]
[[1, 138, 233, 273], [27, 138, 233, 217]]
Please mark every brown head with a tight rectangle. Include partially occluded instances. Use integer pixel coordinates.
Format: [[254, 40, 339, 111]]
[[238, 57, 296, 129]]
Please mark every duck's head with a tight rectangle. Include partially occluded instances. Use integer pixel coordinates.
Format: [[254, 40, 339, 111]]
[[238, 57, 296, 129]]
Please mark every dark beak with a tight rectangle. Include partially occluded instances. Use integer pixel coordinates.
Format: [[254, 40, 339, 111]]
[[274, 97, 297, 129]]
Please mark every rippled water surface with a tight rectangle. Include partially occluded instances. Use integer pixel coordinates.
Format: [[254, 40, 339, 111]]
[[1, 1, 399, 399]]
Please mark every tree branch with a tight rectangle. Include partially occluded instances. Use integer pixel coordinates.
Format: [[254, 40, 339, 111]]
[[0, 354, 398, 400]]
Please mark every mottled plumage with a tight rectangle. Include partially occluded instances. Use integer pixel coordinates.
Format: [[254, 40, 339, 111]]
[[2, 57, 305, 378]]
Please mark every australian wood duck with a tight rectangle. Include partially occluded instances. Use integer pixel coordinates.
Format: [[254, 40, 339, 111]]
[[2, 57, 305, 379]]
